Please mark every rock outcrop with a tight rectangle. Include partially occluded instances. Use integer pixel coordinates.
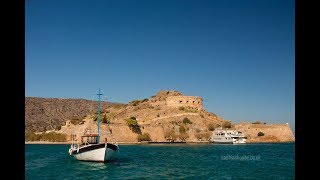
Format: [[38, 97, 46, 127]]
[[234, 122, 295, 142]]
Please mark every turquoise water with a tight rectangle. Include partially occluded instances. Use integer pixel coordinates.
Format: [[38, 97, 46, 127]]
[[26, 143, 294, 179]]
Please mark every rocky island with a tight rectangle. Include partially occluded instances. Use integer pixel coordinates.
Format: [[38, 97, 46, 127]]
[[25, 90, 295, 143]]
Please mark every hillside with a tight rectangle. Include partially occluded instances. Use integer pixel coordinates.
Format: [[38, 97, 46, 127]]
[[25, 97, 122, 132], [234, 122, 295, 142]]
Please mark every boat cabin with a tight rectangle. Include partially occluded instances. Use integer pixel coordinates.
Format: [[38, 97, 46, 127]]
[[81, 134, 99, 145]]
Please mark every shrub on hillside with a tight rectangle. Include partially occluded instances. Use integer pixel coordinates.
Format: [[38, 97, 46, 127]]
[[222, 121, 232, 128], [195, 133, 204, 140], [55, 125, 62, 131], [141, 98, 149, 103], [40, 132, 67, 142], [183, 117, 192, 125], [179, 125, 186, 134], [195, 132, 211, 141], [124, 117, 141, 134], [252, 121, 263, 124], [125, 117, 138, 127], [207, 112, 218, 118], [203, 132, 211, 140], [25, 132, 66, 142], [129, 100, 142, 106], [25, 132, 42, 141], [178, 133, 189, 141], [93, 114, 108, 123], [164, 129, 177, 141], [70, 118, 83, 125], [93, 115, 98, 121], [207, 123, 215, 131], [137, 133, 151, 142], [258, 132, 265, 136], [102, 114, 110, 124], [106, 112, 116, 122]]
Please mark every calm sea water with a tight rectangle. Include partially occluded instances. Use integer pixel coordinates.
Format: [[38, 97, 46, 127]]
[[26, 143, 294, 179]]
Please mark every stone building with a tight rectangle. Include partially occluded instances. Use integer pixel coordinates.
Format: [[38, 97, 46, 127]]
[[149, 90, 203, 110], [166, 96, 203, 110]]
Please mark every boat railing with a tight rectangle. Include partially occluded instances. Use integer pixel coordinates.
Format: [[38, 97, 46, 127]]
[[70, 130, 113, 136], [70, 129, 117, 145], [230, 134, 246, 138]]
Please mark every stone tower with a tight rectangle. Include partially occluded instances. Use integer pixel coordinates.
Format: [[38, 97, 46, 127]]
[[149, 90, 204, 110]]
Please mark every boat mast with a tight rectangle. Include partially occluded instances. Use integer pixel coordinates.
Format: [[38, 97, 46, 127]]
[[97, 88, 103, 143]]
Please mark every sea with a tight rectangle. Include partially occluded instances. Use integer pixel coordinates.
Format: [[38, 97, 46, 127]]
[[26, 143, 295, 179]]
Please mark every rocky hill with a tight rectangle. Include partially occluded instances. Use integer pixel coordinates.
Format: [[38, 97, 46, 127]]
[[56, 90, 227, 143], [25, 97, 122, 132]]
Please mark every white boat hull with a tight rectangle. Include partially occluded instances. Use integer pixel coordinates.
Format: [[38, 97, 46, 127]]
[[213, 141, 233, 144], [70, 143, 118, 162], [211, 138, 246, 144], [210, 129, 247, 144], [74, 145, 106, 162], [233, 139, 246, 144]]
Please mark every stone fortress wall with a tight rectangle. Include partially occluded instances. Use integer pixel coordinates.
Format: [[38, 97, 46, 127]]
[[166, 96, 203, 110], [148, 90, 204, 110]]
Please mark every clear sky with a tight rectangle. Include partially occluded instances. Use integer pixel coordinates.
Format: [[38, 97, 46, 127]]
[[26, 0, 295, 130]]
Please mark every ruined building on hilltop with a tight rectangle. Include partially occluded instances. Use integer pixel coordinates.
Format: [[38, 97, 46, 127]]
[[149, 90, 203, 110]]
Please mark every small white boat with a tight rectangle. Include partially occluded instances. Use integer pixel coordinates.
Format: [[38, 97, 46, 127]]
[[68, 89, 119, 162], [68, 131, 118, 162], [209, 129, 246, 144]]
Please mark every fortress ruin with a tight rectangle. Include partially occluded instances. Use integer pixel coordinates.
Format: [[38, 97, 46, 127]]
[[149, 90, 203, 110], [166, 96, 203, 110]]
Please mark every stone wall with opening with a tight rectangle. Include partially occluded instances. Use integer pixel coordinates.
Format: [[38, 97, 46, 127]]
[[149, 90, 183, 107], [166, 96, 203, 110]]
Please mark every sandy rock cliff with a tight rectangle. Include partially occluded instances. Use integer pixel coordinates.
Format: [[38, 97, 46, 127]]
[[234, 123, 295, 142]]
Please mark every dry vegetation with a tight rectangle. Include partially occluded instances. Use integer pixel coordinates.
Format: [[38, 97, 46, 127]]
[[25, 97, 123, 132]]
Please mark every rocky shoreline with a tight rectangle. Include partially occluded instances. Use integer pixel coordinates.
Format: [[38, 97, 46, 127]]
[[25, 140, 294, 145]]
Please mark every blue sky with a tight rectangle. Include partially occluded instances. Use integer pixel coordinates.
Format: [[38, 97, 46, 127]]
[[26, 0, 295, 130]]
